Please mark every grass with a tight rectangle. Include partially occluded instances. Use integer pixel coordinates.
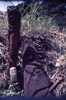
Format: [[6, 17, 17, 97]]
[[0, 2, 66, 97], [20, 3, 60, 34], [0, 3, 65, 34]]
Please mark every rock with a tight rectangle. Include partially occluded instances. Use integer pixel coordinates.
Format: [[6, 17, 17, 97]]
[[10, 67, 17, 82], [24, 65, 52, 96]]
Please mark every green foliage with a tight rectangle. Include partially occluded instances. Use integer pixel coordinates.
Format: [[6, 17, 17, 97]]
[[20, 3, 60, 34], [0, 2, 66, 97], [0, 2, 66, 34], [0, 89, 24, 96], [0, 13, 8, 33]]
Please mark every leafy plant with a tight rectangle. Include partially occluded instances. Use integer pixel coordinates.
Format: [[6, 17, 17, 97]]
[[19, 3, 61, 35]]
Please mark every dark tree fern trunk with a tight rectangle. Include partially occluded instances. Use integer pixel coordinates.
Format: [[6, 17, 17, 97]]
[[7, 7, 23, 89]]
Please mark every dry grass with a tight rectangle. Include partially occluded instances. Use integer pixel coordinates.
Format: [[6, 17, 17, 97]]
[[0, 3, 66, 97]]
